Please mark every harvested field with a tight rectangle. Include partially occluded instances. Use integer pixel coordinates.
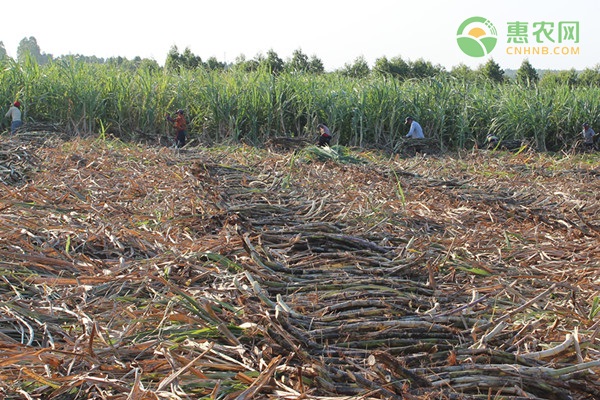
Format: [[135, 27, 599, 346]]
[[1, 132, 600, 399]]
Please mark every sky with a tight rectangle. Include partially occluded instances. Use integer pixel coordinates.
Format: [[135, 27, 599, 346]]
[[1, 0, 598, 72]]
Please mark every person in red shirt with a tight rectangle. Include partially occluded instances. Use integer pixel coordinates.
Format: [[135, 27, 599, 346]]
[[317, 123, 332, 147], [166, 109, 187, 148]]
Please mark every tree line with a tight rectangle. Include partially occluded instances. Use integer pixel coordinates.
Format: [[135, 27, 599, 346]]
[[1, 36, 600, 87]]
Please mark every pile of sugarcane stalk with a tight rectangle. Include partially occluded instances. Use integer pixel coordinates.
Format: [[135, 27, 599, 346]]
[[0, 133, 599, 399]]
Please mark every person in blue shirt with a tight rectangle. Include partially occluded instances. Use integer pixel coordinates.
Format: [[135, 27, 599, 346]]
[[405, 116, 424, 139], [582, 123, 596, 151]]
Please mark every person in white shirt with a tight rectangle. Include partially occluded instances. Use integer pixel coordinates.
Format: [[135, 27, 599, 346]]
[[5, 101, 22, 134], [405, 116, 424, 139], [582, 122, 596, 151]]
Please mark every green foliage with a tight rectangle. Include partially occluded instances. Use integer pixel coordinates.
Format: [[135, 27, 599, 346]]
[[374, 56, 410, 79], [165, 45, 203, 72], [540, 68, 578, 88], [478, 58, 505, 84], [17, 36, 52, 64], [450, 63, 477, 81], [516, 59, 539, 87], [0, 41, 7, 60], [302, 145, 366, 164], [577, 65, 600, 87], [590, 296, 600, 320], [340, 56, 370, 78], [373, 56, 444, 80], [262, 49, 285, 74], [390, 169, 406, 206], [205, 56, 226, 71], [410, 58, 444, 79], [2, 55, 600, 153], [456, 265, 492, 276], [308, 55, 325, 74], [231, 54, 259, 72], [286, 49, 311, 73]]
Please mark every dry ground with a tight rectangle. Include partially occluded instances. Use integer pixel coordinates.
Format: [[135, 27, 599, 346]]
[[1, 132, 600, 399]]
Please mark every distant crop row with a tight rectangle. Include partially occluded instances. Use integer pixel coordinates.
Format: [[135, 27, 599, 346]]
[[1, 56, 599, 152]]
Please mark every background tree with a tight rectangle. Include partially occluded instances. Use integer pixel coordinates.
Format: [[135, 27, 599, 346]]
[[339, 56, 370, 78], [165, 45, 182, 72], [577, 65, 600, 87], [137, 58, 160, 72], [516, 59, 539, 86], [286, 48, 310, 73], [205, 56, 226, 71], [232, 54, 259, 72], [478, 58, 505, 83], [539, 68, 578, 87], [409, 58, 444, 79], [373, 56, 392, 75], [17, 36, 52, 64], [181, 47, 202, 69], [308, 55, 324, 74], [374, 55, 410, 80], [109, 56, 148, 71], [0, 41, 7, 60], [56, 54, 105, 64], [165, 46, 202, 71], [261, 49, 284, 74], [450, 63, 477, 81]]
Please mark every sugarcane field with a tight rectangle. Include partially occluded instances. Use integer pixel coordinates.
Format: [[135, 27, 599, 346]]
[[2, 58, 600, 399], [0, 127, 599, 399]]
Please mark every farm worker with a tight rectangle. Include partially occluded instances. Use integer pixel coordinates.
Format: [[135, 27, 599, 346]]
[[582, 122, 595, 151], [405, 116, 424, 139], [317, 123, 332, 147], [5, 101, 23, 134], [486, 133, 499, 149], [166, 109, 187, 148]]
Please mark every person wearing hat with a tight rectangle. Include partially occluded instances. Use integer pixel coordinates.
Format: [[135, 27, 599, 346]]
[[166, 109, 187, 148], [405, 116, 424, 139], [582, 122, 596, 151], [5, 101, 22, 134]]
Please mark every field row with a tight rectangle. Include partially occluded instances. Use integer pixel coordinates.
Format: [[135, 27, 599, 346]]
[[2, 58, 599, 151]]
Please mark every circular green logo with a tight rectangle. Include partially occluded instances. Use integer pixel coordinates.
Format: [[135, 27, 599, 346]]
[[456, 16, 498, 57]]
